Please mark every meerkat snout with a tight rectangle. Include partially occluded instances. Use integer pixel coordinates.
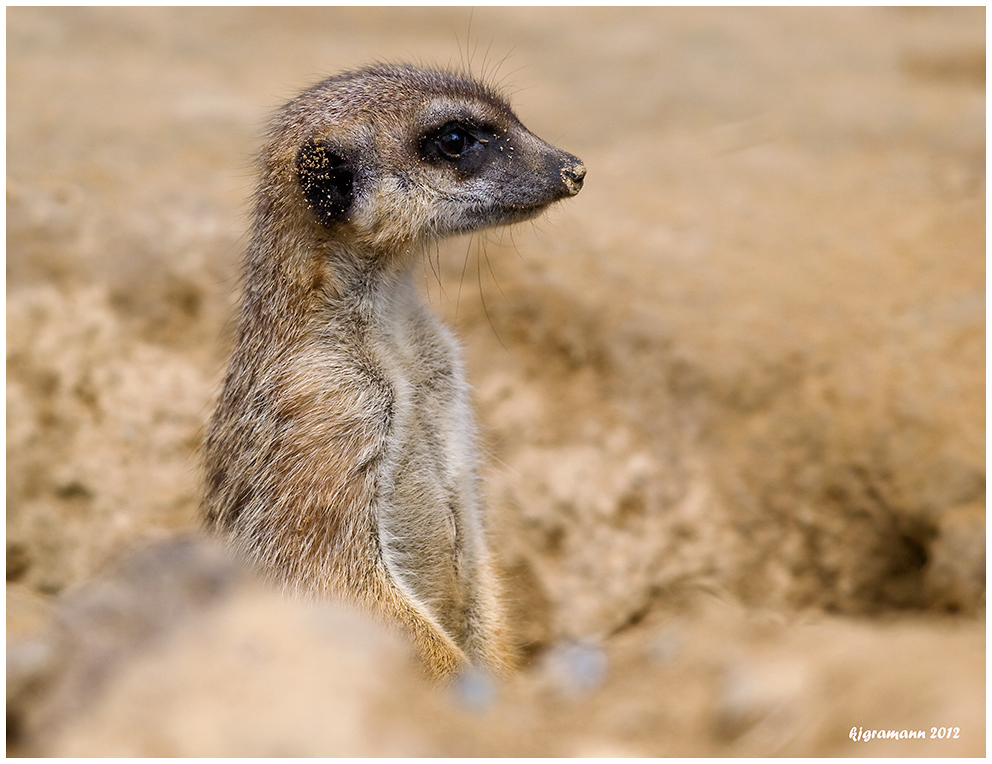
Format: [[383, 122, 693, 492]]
[[202, 64, 584, 680]]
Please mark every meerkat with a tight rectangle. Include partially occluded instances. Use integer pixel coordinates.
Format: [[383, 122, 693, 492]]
[[201, 63, 585, 680]]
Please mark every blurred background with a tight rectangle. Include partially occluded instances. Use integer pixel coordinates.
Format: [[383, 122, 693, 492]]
[[7, 7, 985, 756]]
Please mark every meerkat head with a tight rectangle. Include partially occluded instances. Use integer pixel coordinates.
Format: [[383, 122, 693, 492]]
[[258, 64, 585, 260]]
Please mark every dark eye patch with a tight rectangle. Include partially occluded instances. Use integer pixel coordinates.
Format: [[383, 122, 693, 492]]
[[420, 121, 494, 173]]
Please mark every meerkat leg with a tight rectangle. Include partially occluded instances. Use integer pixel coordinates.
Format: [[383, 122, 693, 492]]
[[364, 568, 470, 679], [463, 561, 514, 676], [304, 486, 472, 679]]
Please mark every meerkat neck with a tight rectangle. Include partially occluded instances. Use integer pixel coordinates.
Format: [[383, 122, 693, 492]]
[[244, 213, 429, 330], [320, 241, 428, 329]]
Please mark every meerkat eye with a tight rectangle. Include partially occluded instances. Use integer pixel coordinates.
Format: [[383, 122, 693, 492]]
[[437, 126, 474, 158], [421, 121, 491, 167]]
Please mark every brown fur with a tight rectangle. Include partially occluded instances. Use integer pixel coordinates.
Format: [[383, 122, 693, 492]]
[[202, 64, 584, 679]]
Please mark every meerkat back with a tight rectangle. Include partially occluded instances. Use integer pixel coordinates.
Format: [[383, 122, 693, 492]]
[[202, 64, 585, 680]]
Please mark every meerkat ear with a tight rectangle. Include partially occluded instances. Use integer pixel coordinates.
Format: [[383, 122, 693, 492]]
[[296, 139, 354, 225]]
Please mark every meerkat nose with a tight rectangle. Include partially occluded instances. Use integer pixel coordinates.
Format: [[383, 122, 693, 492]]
[[561, 160, 586, 196]]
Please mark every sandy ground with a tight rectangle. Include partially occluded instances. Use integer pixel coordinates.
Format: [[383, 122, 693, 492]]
[[6, 7, 985, 757]]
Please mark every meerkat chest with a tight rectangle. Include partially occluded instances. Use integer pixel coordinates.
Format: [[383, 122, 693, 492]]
[[369, 301, 473, 481], [364, 298, 479, 622]]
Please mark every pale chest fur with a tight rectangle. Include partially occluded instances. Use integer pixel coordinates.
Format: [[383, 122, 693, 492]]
[[338, 277, 483, 639]]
